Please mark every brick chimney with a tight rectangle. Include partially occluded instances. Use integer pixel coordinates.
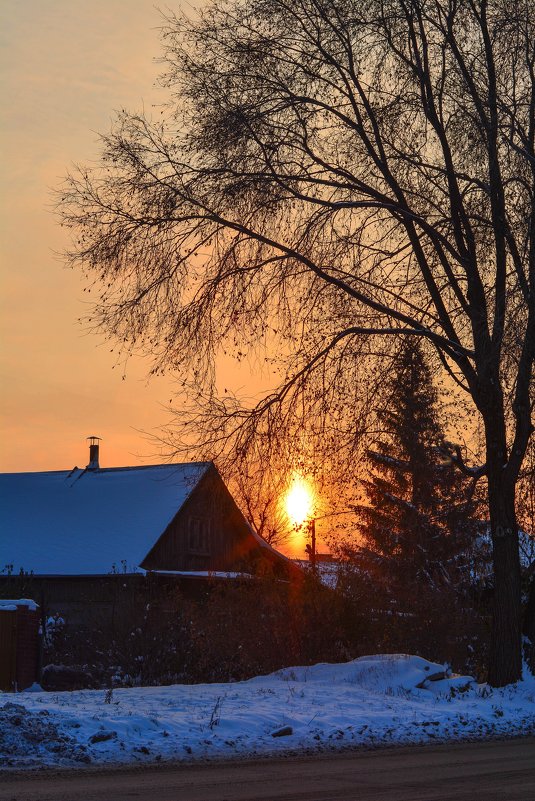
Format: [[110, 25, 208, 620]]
[[86, 436, 101, 470]]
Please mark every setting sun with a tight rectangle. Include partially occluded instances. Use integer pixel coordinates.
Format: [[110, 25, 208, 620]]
[[285, 475, 314, 527]]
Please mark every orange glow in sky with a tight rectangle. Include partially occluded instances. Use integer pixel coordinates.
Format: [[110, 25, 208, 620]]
[[0, 1, 168, 472], [0, 1, 274, 473], [285, 475, 314, 527]]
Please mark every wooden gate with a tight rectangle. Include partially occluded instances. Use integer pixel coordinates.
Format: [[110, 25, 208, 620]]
[[0, 608, 18, 691]]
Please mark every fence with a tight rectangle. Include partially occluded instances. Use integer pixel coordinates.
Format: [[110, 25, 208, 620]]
[[0, 600, 41, 691]]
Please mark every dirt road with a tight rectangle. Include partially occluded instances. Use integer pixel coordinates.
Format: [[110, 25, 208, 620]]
[[2, 738, 534, 801]]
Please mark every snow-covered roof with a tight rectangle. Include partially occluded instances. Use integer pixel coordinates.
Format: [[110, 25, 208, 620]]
[[151, 570, 256, 580], [245, 521, 296, 567], [0, 463, 211, 576], [293, 559, 340, 588]]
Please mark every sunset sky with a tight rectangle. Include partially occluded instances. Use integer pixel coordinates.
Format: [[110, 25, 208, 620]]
[[0, 1, 207, 472]]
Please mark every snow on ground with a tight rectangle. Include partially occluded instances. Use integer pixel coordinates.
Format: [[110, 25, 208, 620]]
[[1, 655, 534, 770]]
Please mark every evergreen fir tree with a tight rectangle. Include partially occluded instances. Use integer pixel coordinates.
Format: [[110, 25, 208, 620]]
[[356, 342, 477, 607]]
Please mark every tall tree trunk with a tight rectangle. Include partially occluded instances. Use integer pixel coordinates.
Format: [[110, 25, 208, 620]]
[[523, 576, 535, 677], [487, 475, 522, 686]]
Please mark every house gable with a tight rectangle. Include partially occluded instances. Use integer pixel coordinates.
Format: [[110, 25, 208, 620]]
[[140, 464, 293, 576]]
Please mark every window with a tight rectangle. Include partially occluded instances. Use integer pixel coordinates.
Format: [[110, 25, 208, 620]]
[[188, 517, 211, 554]]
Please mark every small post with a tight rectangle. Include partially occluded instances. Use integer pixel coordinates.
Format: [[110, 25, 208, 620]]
[[306, 517, 316, 574]]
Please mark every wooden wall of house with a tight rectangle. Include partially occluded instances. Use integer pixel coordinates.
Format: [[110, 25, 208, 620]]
[[141, 466, 285, 575]]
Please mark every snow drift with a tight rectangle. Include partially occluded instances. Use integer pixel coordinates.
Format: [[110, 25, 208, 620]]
[[1, 654, 534, 770]]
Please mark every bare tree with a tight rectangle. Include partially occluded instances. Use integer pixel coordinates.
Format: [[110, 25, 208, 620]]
[[224, 445, 293, 548], [60, 0, 534, 685]]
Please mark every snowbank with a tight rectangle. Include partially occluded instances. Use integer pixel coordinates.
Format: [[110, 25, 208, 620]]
[[1, 654, 534, 770], [0, 599, 39, 612]]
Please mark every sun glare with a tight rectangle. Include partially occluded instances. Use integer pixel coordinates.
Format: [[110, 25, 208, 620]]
[[285, 475, 314, 527]]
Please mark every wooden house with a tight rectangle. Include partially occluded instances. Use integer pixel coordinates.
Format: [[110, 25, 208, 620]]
[[0, 441, 298, 623]]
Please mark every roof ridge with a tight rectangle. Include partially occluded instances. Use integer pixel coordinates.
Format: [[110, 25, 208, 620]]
[[0, 461, 212, 478], [95, 461, 211, 473]]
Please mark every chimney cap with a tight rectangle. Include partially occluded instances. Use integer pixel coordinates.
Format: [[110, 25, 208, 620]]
[[86, 436, 101, 470]]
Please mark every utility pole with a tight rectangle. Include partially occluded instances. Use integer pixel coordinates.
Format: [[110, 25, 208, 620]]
[[305, 517, 316, 574]]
